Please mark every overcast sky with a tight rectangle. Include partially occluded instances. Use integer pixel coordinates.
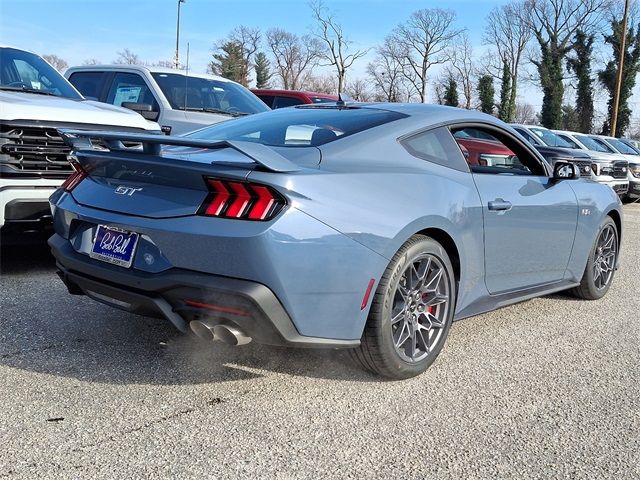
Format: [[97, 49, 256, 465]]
[[0, 0, 636, 129]]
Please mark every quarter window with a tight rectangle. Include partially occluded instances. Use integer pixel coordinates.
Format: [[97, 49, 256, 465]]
[[401, 127, 469, 172]]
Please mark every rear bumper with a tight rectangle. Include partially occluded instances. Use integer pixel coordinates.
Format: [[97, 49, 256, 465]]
[[49, 234, 359, 348]]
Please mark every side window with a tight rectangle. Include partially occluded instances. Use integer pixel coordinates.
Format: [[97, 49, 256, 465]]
[[257, 94, 275, 108], [513, 128, 537, 145], [452, 127, 545, 176], [273, 96, 304, 109], [68, 71, 106, 100], [557, 134, 580, 149], [401, 127, 469, 172], [106, 72, 158, 110]]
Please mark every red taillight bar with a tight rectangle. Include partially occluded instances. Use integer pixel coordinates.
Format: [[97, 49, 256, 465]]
[[61, 162, 88, 192], [200, 177, 285, 221]]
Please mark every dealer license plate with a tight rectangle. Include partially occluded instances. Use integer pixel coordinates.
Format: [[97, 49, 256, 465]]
[[90, 225, 139, 268]]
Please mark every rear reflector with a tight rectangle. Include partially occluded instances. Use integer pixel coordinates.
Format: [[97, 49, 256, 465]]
[[61, 162, 88, 192], [361, 279, 376, 310], [200, 177, 285, 221], [184, 299, 249, 317]]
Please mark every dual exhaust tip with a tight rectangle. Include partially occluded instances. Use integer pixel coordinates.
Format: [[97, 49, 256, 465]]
[[189, 320, 252, 346]]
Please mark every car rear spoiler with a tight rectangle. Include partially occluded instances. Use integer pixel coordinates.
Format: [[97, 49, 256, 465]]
[[57, 129, 301, 173]]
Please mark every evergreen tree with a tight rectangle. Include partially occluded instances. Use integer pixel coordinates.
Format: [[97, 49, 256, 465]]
[[566, 30, 595, 133], [534, 41, 568, 129], [599, 20, 640, 137], [498, 61, 513, 121], [209, 42, 248, 85], [477, 75, 495, 114], [443, 77, 459, 107], [561, 104, 580, 131], [254, 52, 272, 89]]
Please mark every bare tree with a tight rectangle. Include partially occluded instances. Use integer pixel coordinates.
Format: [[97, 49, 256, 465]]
[[225, 26, 261, 85], [483, 1, 530, 119], [446, 33, 475, 109], [514, 102, 537, 123], [114, 49, 142, 65], [266, 28, 322, 89], [367, 37, 409, 102], [300, 73, 336, 94], [524, 0, 609, 128], [346, 78, 373, 102], [82, 58, 100, 65], [42, 54, 68, 72], [310, 0, 369, 93], [390, 8, 463, 102]]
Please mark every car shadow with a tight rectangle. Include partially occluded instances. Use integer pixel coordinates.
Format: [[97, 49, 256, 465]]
[[0, 242, 377, 385]]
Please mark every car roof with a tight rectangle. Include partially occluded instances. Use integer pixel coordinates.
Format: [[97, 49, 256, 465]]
[[251, 89, 338, 99], [66, 64, 232, 83], [353, 102, 506, 125]]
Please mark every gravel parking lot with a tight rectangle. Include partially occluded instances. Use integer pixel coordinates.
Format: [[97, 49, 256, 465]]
[[1, 204, 639, 479]]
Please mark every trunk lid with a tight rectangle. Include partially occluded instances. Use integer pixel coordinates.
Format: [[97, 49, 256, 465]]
[[59, 130, 302, 219]]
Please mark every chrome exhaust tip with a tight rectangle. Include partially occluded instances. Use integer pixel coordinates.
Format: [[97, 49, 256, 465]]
[[189, 320, 252, 346], [213, 324, 252, 346], [189, 319, 216, 341]]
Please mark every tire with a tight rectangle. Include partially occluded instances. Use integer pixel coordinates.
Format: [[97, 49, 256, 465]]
[[350, 235, 456, 379], [570, 216, 619, 300]]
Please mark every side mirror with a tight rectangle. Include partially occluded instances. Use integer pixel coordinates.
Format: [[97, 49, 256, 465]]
[[121, 102, 159, 121], [553, 161, 580, 181]]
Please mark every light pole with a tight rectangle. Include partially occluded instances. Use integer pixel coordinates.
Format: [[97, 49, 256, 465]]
[[611, 0, 630, 136], [174, 0, 186, 69]]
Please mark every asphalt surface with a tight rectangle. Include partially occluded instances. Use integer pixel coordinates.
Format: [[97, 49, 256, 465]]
[[1, 204, 639, 479]]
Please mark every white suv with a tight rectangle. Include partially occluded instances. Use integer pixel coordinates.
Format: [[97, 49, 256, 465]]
[[0, 46, 160, 234], [65, 65, 270, 135]]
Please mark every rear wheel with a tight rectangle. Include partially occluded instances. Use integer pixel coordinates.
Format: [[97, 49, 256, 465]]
[[350, 235, 456, 379], [570, 217, 619, 300]]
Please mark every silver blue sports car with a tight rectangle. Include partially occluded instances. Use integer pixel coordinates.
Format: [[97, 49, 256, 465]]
[[49, 103, 623, 379]]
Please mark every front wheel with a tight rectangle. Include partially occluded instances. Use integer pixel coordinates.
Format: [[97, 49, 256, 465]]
[[350, 235, 456, 379], [570, 217, 619, 300]]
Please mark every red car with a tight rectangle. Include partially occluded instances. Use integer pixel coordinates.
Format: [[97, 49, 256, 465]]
[[453, 131, 517, 167], [251, 89, 338, 109]]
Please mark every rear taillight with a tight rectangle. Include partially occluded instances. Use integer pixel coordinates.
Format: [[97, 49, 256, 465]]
[[61, 162, 88, 192], [200, 177, 286, 221]]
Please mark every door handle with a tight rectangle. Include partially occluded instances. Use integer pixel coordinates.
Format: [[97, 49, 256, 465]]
[[488, 199, 512, 211]]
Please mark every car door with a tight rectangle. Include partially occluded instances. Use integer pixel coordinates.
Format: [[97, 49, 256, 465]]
[[105, 72, 161, 120], [451, 125, 578, 295]]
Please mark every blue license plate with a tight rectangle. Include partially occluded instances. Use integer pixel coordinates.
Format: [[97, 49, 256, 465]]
[[90, 225, 139, 268]]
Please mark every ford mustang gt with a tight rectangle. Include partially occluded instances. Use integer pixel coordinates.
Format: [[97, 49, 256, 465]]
[[49, 103, 623, 379]]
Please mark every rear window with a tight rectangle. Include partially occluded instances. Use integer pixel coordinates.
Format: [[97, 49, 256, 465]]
[[186, 106, 407, 147]]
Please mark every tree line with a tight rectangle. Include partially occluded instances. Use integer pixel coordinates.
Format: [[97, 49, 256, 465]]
[[43, 0, 640, 136]]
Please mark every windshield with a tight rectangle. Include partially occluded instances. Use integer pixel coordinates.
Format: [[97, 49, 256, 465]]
[[576, 134, 610, 153], [606, 137, 639, 155], [186, 106, 406, 147], [529, 127, 573, 148], [151, 73, 268, 115], [0, 47, 81, 99]]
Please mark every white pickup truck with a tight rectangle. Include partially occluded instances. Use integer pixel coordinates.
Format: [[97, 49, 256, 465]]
[[0, 46, 160, 235], [65, 65, 270, 135]]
